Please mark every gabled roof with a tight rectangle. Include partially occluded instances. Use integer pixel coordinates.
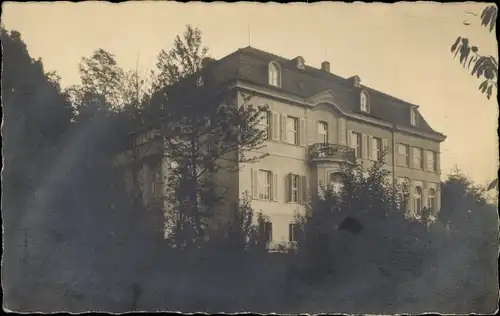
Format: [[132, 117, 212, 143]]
[[166, 46, 445, 139]]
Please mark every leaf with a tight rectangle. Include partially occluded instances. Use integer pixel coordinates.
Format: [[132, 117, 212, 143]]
[[451, 37, 462, 52], [461, 38, 469, 45], [489, 8, 497, 32], [471, 46, 478, 53], [486, 85, 493, 99], [468, 55, 476, 69], [479, 80, 487, 92]]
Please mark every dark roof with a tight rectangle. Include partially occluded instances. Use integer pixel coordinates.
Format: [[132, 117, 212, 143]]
[[170, 46, 445, 138]]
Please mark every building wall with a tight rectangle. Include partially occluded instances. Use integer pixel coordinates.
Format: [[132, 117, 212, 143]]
[[236, 90, 444, 245]]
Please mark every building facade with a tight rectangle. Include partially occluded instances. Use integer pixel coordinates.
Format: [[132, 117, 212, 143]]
[[122, 46, 446, 246]]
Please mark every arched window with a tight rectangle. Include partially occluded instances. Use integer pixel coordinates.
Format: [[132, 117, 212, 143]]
[[414, 186, 422, 216], [268, 62, 281, 87], [328, 172, 343, 194], [427, 188, 436, 212], [410, 107, 417, 126], [360, 91, 369, 112]]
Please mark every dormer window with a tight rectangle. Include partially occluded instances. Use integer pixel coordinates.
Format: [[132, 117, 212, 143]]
[[410, 107, 417, 126], [296, 56, 305, 70], [360, 91, 370, 113], [268, 61, 281, 87]]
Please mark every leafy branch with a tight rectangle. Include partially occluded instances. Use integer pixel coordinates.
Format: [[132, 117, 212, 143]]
[[450, 5, 498, 100]]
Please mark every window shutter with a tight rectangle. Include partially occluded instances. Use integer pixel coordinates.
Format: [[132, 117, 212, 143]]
[[338, 118, 346, 145], [382, 138, 389, 162], [307, 119, 316, 145], [361, 134, 368, 158], [411, 147, 416, 168], [299, 119, 306, 146], [436, 152, 440, 174], [368, 135, 374, 160], [272, 172, 279, 201], [347, 130, 353, 148], [286, 173, 292, 202], [423, 150, 428, 171], [268, 222, 273, 242], [281, 114, 287, 142], [272, 112, 279, 141], [251, 168, 259, 199], [301, 175, 308, 204], [314, 121, 323, 143]]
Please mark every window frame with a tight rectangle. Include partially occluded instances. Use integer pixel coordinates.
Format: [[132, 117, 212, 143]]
[[372, 137, 382, 160], [328, 172, 344, 194], [426, 151, 436, 172], [291, 174, 300, 203], [318, 121, 328, 143], [258, 170, 272, 200], [397, 143, 410, 166], [360, 91, 369, 112], [258, 110, 271, 140], [427, 188, 436, 211], [289, 223, 300, 242], [412, 147, 424, 169], [260, 221, 273, 242], [287, 116, 299, 145], [268, 62, 281, 87], [352, 132, 362, 158], [414, 186, 422, 216], [410, 107, 417, 126]]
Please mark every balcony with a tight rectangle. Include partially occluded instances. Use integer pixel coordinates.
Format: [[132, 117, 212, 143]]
[[308, 143, 356, 164]]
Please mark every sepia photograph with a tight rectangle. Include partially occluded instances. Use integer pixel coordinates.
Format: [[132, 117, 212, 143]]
[[1, 1, 499, 314]]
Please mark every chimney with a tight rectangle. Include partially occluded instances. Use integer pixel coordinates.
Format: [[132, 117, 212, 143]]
[[321, 61, 330, 72], [201, 57, 216, 69]]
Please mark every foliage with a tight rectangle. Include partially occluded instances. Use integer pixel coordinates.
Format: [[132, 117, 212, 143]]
[[450, 5, 498, 100], [153, 24, 209, 89], [1, 26, 74, 240], [148, 25, 268, 248], [289, 152, 441, 290], [438, 167, 487, 226]]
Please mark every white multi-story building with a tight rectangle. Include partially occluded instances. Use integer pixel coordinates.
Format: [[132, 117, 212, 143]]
[[117, 46, 446, 246]]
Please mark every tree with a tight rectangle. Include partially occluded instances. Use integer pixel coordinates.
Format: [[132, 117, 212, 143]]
[[450, 5, 498, 100], [286, 153, 454, 312], [1, 26, 73, 249], [158, 84, 268, 249], [153, 24, 209, 90], [144, 25, 269, 249]]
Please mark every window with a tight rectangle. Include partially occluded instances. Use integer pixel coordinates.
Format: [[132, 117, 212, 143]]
[[289, 223, 300, 242], [351, 132, 362, 158], [411, 107, 417, 126], [291, 174, 300, 203], [287, 116, 299, 145], [397, 144, 410, 166], [318, 121, 328, 143], [372, 137, 382, 160], [151, 164, 162, 199], [328, 172, 343, 194], [259, 110, 271, 140], [260, 221, 273, 242], [428, 188, 436, 212], [414, 186, 422, 216], [258, 170, 272, 200], [360, 91, 369, 112], [426, 151, 436, 172], [268, 62, 281, 87], [412, 147, 424, 169]]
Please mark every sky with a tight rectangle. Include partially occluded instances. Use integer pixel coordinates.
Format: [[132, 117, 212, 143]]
[[2, 1, 498, 187]]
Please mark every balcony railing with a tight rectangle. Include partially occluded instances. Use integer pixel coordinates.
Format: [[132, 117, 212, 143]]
[[309, 143, 356, 164]]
